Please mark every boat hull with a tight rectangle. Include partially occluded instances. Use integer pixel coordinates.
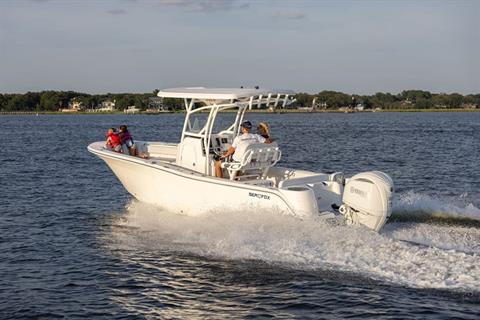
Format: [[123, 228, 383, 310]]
[[88, 143, 305, 217], [88, 142, 394, 232]]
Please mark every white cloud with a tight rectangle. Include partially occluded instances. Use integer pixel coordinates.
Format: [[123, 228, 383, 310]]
[[272, 12, 307, 20], [107, 9, 127, 15], [158, 0, 249, 12]]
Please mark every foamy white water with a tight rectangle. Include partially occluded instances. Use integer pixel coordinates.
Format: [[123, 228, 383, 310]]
[[110, 192, 480, 292], [393, 190, 480, 220]]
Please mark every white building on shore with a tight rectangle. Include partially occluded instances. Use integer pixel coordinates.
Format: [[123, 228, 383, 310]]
[[97, 100, 116, 112], [124, 105, 140, 114], [61, 99, 84, 112]]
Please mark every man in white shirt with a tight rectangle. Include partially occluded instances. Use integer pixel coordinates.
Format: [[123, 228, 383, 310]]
[[215, 121, 266, 178]]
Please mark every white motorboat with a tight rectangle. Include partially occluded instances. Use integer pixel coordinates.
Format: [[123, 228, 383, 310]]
[[88, 87, 394, 232]]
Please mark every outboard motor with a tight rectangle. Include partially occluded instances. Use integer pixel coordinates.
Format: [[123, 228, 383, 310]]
[[339, 171, 394, 232]]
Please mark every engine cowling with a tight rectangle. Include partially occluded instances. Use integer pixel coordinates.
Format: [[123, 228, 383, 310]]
[[340, 171, 394, 232]]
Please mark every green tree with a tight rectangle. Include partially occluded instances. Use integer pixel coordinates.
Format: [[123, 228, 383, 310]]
[[0, 94, 6, 110], [400, 90, 432, 103], [370, 92, 397, 109], [316, 91, 352, 109], [415, 98, 433, 109], [445, 93, 464, 108], [39, 91, 62, 111], [295, 92, 314, 108]]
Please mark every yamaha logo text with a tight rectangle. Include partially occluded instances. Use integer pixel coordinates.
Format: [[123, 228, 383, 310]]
[[350, 186, 367, 198]]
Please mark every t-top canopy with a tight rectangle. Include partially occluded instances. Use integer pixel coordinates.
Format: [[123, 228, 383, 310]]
[[157, 87, 294, 100]]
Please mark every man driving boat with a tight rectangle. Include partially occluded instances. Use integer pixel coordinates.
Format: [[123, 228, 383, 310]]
[[215, 121, 266, 178]]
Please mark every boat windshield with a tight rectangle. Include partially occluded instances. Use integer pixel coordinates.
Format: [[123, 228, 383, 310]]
[[189, 114, 208, 133], [211, 112, 238, 134]]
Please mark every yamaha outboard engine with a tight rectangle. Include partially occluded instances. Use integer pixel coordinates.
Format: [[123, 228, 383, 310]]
[[339, 171, 394, 232]]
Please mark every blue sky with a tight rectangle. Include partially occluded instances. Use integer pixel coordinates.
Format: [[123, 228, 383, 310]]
[[0, 0, 478, 94]]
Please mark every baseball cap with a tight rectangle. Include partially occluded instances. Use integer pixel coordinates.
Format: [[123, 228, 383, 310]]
[[241, 121, 252, 129]]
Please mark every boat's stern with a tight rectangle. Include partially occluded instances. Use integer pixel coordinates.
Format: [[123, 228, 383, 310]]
[[271, 167, 394, 232]]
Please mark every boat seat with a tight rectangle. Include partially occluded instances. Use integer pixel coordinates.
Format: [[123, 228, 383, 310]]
[[221, 143, 281, 180]]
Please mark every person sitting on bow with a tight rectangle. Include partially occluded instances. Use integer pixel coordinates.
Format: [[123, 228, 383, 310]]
[[105, 128, 122, 152], [214, 121, 266, 178]]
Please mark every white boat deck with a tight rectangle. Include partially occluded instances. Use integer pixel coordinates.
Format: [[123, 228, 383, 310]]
[[88, 141, 278, 186]]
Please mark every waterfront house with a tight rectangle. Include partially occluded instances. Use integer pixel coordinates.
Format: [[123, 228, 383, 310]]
[[61, 99, 84, 112], [148, 96, 176, 112], [98, 99, 116, 112], [354, 103, 365, 111], [124, 105, 140, 114]]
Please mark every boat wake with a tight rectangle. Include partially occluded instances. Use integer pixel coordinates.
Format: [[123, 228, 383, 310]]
[[392, 190, 480, 224], [109, 191, 480, 292]]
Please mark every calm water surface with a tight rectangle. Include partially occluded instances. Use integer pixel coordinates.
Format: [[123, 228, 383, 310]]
[[1, 112, 480, 319]]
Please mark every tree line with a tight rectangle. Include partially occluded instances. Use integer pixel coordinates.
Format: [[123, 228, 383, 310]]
[[0, 90, 182, 112], [0, 89, 478, 112], [295, 90, 479, 110]]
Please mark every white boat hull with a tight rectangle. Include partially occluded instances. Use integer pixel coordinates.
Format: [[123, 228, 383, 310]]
[[88, 141, 394, 231], [89, 142, 311, 217]]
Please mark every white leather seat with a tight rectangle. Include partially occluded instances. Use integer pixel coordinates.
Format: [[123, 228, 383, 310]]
[[221, 143, 281, 180]]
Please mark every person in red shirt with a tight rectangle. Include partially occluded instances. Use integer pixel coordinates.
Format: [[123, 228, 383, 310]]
[[105, 128, 122, 152]]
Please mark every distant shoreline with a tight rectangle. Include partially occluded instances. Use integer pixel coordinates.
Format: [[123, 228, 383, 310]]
[[2, 90, 478, 113], [1, 108, 479, 115]]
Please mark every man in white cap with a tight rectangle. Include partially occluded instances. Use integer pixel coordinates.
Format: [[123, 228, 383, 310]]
[[215, 120, 266, 178]]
